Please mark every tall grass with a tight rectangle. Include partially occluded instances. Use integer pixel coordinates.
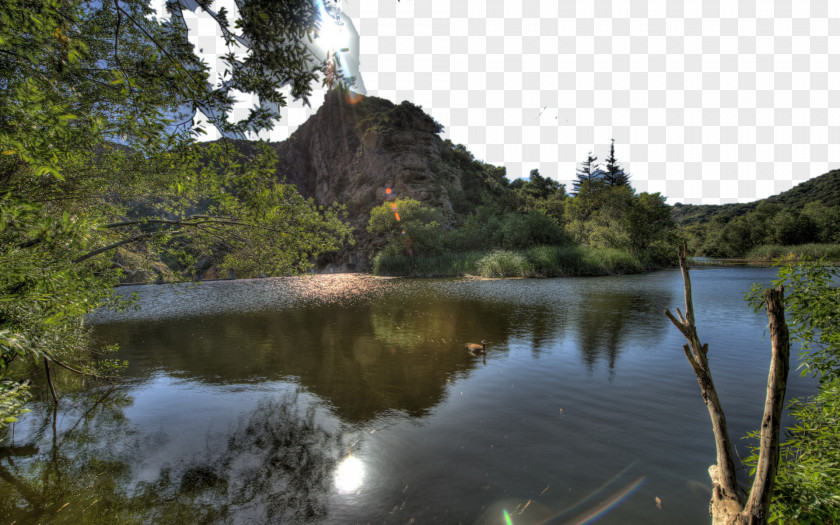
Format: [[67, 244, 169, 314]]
[[371, 250, 485, 276], [371, 245, 647, 277], [526, 246, 644, 276], [474, 250, 532, 278], [745, 243, 840, 261]]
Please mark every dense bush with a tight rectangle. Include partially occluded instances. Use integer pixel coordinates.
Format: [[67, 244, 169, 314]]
[[475, 250, 532, 278]]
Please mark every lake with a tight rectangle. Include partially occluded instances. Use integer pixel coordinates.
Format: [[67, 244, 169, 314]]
[[0, 267, 818, 524]]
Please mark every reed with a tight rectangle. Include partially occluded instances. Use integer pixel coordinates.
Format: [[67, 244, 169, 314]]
[[745, 243, 840, 262], [371, 246, 648, 277]]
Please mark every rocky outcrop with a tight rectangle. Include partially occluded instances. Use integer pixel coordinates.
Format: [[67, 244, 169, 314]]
[[270, 90, 482, 270]]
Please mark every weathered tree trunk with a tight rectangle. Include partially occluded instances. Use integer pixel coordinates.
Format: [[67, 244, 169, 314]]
[[737, 286, 789, 524], [665, 243, 790, 525]]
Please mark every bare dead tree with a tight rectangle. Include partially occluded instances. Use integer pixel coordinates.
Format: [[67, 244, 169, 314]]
[[665, 243, 790, 525]]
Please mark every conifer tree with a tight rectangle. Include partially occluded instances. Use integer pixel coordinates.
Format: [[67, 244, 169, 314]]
[[603, 139, 631, 187], [573, 151, 599, 195]]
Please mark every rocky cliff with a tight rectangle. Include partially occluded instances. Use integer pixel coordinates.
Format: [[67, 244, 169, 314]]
[[268, 90, 506, 270]]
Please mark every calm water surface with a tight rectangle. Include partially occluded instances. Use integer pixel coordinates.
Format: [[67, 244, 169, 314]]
[[1, 268, 818, 524]]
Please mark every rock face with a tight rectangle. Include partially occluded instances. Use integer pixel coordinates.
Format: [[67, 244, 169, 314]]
[[270, 90, 490, 270]]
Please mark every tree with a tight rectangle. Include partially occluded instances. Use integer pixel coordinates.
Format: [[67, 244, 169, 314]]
[[666, 244, 790, 524], [0, 0, 357, 424], [368, 198, 444, 256], [572, 151, 599, 195], [602, 138, 630, 187]]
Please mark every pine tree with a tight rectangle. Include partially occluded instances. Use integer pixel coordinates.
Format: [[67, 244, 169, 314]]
[[573, 151, 599, 195], [603, 139, 631, 187]]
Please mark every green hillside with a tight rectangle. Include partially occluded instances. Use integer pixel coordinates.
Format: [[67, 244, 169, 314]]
[[674, 169, 840, 257], [673, 169, 840, 226]]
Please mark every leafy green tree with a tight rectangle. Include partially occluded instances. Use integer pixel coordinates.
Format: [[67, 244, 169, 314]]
[[512, 169, 567, 228], [802, 202, 840, 243], [770, 210, 817, 246], [368, 198, 444, 256], [1, 0, 357, 424], [626, 192, 678, 265], [499, 210, 567, 250]]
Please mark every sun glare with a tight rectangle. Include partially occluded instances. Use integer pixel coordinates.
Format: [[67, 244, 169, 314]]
[[317, 17, 347, 53], [334, 455, 365, 494]]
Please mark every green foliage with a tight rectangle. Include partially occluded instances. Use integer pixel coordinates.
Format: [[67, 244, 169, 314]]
[[744, 260, 840, 522], [510, 169, 568, 227], [526, 245, 642, 277], [565, 181, 677, 266], [499, 210, 568, 250], [747, 261, 840, 381], [371, 251, 486, 276], [357, 100, 443, 138], [0, 380, 30, 424], [744, 379, 840, 523], [440, 140, 511, 215], [475, 250, 532, 278], [677, 171, 840, 257], [745, 243, 840, 262], [602, 139, 630, 187], [370, 246, 647, 278], [0, 0, 355, 425], [368, 198, 443, 256]]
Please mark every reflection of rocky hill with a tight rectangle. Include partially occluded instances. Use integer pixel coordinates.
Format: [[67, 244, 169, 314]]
[[94, 290, 521, 423]]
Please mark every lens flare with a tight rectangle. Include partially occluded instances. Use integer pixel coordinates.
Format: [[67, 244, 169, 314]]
[[394, 212, 400, 222], [569, 476, 647, 524], [503, 509, 514, 525]]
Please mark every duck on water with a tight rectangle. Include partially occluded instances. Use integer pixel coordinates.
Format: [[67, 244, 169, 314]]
[[465, 340, 487, 355]]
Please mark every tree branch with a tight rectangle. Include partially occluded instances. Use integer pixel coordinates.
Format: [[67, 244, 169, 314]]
[[666, 242, 743, 523], [72, 231, 158, 263]]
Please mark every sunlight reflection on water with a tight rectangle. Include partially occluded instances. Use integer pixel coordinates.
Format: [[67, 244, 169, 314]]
[[88, 274, 400, 323]]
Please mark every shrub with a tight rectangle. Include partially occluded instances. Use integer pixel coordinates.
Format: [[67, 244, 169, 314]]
[[475, 250, 532, 278]]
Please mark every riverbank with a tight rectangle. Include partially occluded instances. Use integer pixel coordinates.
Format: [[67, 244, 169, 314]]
[[371, 245, 665, 277], [744, 243, 840, 262], [688, 244, 840, 268]]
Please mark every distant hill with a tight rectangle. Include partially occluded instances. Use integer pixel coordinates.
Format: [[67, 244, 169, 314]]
[[672, 169, 840, 226]]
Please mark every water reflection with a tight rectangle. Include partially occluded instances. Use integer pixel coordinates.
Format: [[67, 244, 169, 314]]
[[571, 286, 673, 376], [1, 388, 346, 523], [3, 269, 817, 525]]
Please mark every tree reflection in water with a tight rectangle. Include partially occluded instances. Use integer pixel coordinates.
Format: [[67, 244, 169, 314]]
[[571, 288, 672, 377], [0, 389, 345, 524]]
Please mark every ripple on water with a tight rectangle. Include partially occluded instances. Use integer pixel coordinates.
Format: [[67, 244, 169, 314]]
[[87, 274, 401, 324]]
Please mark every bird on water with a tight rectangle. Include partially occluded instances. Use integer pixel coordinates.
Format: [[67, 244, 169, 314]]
[[465, 340, 487, 355]]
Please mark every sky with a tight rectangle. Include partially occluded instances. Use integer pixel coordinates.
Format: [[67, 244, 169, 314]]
[[168, 0, 839, 205]]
